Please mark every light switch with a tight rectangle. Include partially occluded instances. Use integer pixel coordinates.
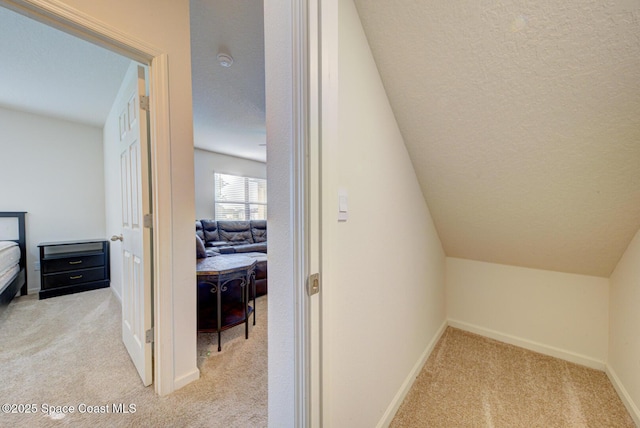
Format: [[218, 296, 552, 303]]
[[338, 188, 348, 222], [339, 195, 348, 211]]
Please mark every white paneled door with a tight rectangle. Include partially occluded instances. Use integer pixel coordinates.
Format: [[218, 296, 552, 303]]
[[116, 65, 153, 386]]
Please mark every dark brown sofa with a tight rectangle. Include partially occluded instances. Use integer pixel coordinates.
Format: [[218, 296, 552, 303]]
[[196, 220, 267, 254], [196, 220, 267, 296]]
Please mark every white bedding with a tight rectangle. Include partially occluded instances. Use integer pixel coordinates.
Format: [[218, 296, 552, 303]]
[[0, 241, 20, 295], [0, 240, 18, 251], [0, 264, 19, 294], [0, 241, 20, 273]]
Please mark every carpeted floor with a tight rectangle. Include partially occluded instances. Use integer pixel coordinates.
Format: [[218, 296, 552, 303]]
[[4, 291, 634, 427], [0, 288, 267, 427], [391, 327, 635, 427]]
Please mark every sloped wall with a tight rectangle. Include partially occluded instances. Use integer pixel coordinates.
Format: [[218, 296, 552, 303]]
[[320, 1, 447, 426]]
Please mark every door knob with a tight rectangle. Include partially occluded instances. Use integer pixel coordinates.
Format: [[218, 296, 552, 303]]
[[110, 234, 123, 242]]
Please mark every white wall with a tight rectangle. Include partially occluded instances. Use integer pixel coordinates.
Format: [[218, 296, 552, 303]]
[[608, 228, 640, 424], [318, 1, 447, 426], [193, 148, 266, 220], [447, 257, 610, 368], [0, 106, 106, 292]]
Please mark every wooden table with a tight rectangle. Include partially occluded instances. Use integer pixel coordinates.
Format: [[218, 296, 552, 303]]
[[196, 255, 257, 351]]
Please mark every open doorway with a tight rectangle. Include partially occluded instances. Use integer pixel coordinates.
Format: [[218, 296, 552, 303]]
[[189, 0, 268, 423], [0, 0, 155, 401]]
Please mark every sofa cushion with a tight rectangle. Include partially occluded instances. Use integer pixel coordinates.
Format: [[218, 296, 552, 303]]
[[205, 240, 229, 248], [201, 219, 220, 242], [218, 246, 236, 254], [233, 242, 267, 253], [217, 221, 254, 244], [250, 220, 267, 243]]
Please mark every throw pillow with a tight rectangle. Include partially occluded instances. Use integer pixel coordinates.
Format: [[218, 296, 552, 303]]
[[196, 234, 207, 259]]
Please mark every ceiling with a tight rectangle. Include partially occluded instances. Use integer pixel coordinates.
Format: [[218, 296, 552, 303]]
[[353, 0, 640, 277], [190, 0, 266, 162], [2, 2, 638, 277], [0, 7, 130, 127]]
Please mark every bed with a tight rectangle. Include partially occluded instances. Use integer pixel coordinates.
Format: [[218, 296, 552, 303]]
[[0, 212, 27, 314]]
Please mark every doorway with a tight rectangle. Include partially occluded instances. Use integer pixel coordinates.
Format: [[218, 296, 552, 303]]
[[189, 0, 268, 422], [0, 2, 158, 390]]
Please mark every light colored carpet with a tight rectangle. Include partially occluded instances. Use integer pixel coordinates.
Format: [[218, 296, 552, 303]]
[[0, 288, 267, 427], [391, 327, 635, 427]]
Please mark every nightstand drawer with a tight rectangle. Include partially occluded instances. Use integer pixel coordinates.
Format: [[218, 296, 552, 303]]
[[42, 254, 105, 274], [42, 267, 106, 290]]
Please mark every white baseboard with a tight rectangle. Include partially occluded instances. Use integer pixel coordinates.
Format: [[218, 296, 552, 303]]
[[606, 364, 640, 427], [447, 319, 606, 371], [173, 368, 201, 391], [110, 284, 122, 303], [376, 320, 448, 428]]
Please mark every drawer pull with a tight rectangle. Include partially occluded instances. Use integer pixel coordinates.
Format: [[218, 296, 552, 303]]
[[69, 275, 83, 280], [69, 260, 83, 265]]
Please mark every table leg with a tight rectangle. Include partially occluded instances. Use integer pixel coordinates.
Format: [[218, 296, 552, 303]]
[[244, 275, 249, 340], [217, 277, 222, 352], [252, 272, 256, 326]]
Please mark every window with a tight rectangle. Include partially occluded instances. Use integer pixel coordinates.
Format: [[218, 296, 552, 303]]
[[214, 173, 267, 220]]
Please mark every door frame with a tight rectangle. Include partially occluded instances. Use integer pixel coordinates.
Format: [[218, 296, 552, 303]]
[[293, 0, 321, 426], [263, 0, 318, 425], [0, 0, 175, 396]]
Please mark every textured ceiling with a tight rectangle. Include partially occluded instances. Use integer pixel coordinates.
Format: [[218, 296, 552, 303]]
[[190, 0, 266, 162], [353, 0, 640, 277], [0, 7, 130, 127]]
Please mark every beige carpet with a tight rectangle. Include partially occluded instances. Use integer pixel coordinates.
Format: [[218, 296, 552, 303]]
[[0, 288, 267, 427], [392, 327, 635, 427]]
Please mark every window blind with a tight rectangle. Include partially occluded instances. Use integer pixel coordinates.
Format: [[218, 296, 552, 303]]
[[214, 173, 267, 220]]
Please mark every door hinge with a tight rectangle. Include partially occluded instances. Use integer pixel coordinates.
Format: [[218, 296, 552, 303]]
[[140, 95, 149, 111], [143, 213, 153, 229], [145, 327, 154, 344], [307, 273, 320, 296]]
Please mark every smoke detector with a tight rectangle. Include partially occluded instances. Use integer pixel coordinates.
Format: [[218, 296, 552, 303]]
[[217, 52, 234, 68]]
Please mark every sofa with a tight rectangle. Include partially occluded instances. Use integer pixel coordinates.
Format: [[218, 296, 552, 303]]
[[197, 220, 267, 255], [196, 219, 267, 296]]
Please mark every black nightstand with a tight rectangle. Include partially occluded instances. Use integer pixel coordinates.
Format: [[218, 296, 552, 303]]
[[38, 239, 110, 299]]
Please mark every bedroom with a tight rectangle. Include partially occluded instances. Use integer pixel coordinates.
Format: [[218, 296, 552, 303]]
[[0, 5, 131, 299]]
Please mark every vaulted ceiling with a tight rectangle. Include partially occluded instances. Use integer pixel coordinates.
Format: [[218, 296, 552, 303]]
[[353, 0, 640, 277]]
